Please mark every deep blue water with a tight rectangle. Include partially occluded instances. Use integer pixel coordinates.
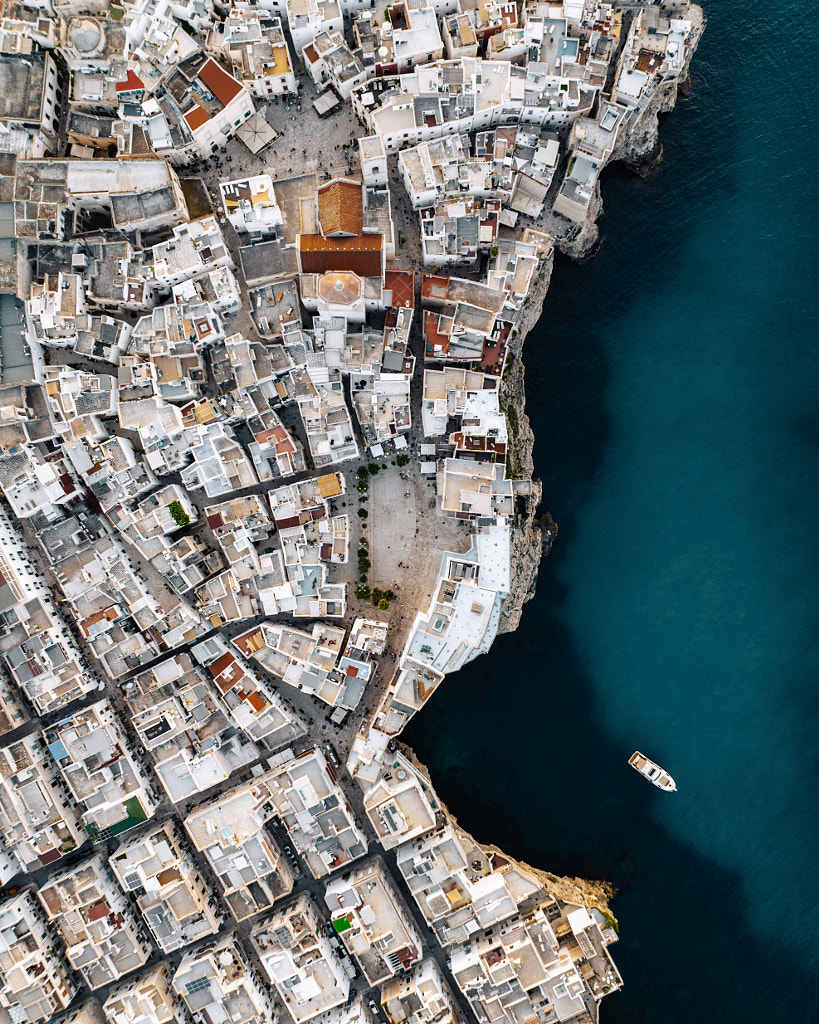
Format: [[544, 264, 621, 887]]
[[405, 2, 819, 1020]]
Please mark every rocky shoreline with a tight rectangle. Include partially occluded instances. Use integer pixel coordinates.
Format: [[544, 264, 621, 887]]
[[398, 743, 617, 919], [499, 4, 705, 631]]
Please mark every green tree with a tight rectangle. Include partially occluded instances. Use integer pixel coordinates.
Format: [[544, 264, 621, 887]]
[[167, 500, 190, 528], [396, 453, 409, 467], [378, 599, 390, 610]]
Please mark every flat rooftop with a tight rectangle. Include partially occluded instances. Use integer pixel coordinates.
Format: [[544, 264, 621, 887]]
[[0, 52, 45, 123]]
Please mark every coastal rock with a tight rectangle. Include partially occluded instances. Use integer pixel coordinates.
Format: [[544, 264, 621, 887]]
[[398, 744, 617, 919], [497, 252, 556, 635], [557, 181, 604, 262], [501, 6, 708, 628]]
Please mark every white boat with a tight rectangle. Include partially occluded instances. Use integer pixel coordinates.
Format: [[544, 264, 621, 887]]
[[629, 751, 677, 792]]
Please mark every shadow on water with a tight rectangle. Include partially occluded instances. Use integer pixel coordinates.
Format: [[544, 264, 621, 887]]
[[404, 593, 815, 1022], [405, 6, 819, 1016]]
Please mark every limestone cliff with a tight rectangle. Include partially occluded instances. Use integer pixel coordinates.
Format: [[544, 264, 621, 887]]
[[498, 253, 557, 634], [398, 744, 617, 920], [502, 3, 706, 621]]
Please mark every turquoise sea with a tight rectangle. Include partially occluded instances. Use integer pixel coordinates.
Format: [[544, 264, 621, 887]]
[[405, 1, 819, 1019]]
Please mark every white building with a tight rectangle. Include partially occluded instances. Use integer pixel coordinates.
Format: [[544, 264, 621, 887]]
[[172, 932, 277, 1024], [265, 747, 368, 876], [104, 965, 187, 1024], [0, 735, 86, 881], [0, 890, 77, 1024], [362, 750, 439, 849], [221, 173, 284, 238], [44, 699, 157, 842], [380, 959, 460, 1024], [286, 0, 343, 58], [183, 776, 296, 921], [218, 9, 298, 96], [109, 822, 223, 953], [37, 854, 152, 989], [251, 895, 351, 1021], [325, 857, 422, 985]]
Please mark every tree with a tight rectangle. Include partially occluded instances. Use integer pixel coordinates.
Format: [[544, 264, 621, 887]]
[[378, 598, 390, 610], [355, 584, 371, 600], [358, 508, 368, 518], [396, 453, 409, 467], [167, 500, 190, 528]]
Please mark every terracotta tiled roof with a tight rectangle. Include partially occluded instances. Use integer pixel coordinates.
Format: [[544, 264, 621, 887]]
[[385, 270, 414, 308], [247, 691, 267, 713], [198, 58, 242, 106], [87, 901, 110, 922], [184, 105, 211, 131], [318, 180, 364, 236], [299, 233, 382, 278], [317, 472, 343, 498], [115, 69, 144, 93], [208, 651, 235, 677]]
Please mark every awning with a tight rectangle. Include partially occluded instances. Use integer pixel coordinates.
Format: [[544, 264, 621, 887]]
[[236, 112, 278, 154]]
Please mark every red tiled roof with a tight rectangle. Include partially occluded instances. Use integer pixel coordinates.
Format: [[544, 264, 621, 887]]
[[304, 44, 319, 64], [184, 105, 211, 131], [247, 691, 267, 713], [88, 901, 110, 922], [233, 629, 263, 655], [115, 69, 145, 93], [385, 270, 414, 308], [208, 651, 235, 677], [299, 233, 382, 278], [39, 887, 61, 914], [421, 273, 450, 299], [318, 180, 364, 236], [276, 515, 301, 530], [198, 58, 242, 106]]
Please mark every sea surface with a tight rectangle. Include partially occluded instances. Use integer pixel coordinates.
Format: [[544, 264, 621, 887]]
[[405, 2, 819, 1020]]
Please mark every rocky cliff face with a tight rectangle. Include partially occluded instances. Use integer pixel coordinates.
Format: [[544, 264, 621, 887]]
[[399, 744, 617, 919], [498, 253, 556, 635], [502, 4, 706, 621]]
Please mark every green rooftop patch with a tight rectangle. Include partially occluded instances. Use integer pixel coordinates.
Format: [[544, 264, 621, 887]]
[[167, 500, 190, 528], [332, 916, 352, 933], [124, 796, 148, 821]]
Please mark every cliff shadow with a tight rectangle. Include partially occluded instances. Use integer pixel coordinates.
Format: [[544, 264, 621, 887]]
[[404, 602, 817, 1022]]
